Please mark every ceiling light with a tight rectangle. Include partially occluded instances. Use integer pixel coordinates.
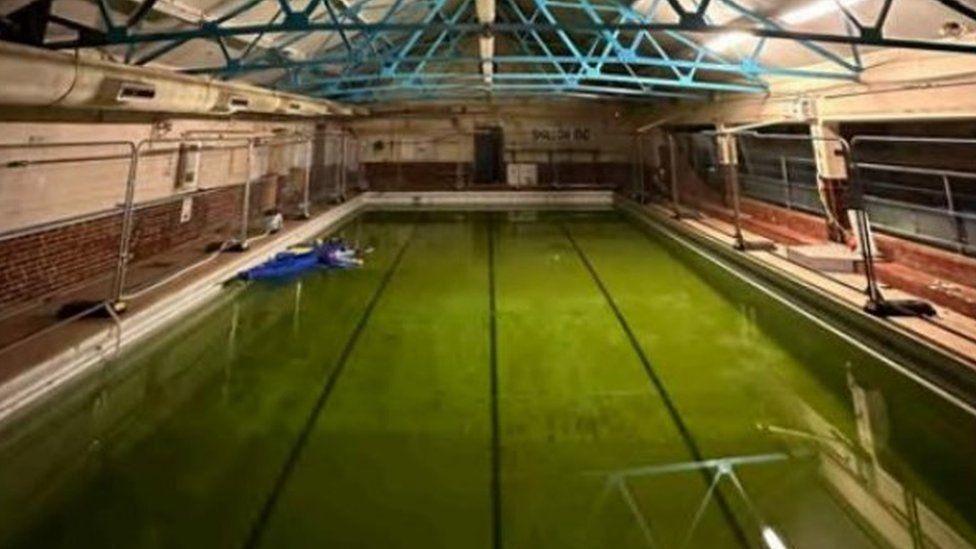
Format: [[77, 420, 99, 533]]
[[705, 0, 867, 52], [780, 0, 866, 25], [705, 31, 751, 52]]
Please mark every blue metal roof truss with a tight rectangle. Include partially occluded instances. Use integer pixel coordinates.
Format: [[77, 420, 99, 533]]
[[9, 0, 976, 103]]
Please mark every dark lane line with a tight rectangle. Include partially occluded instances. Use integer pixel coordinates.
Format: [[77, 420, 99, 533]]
[[559, 222, 750, 548], [486, 214, 502, 549], [243, 225, 419, 549]]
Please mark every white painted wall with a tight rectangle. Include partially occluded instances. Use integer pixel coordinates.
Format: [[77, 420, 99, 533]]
[[0, 118, 320, 233]]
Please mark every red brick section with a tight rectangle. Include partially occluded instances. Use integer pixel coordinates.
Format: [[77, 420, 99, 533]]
[[739, 199, 829, 244], [536, 162, 631, 186], [0, 185, 245, 309], [871, 263, 976, 319], [365, 162, 465, 190], [0, 215, 123, 308], [871, 234, 976, 318], [129, 186, 243, 261], [689, 193, 976, 319], [874, 234, 976, 289]]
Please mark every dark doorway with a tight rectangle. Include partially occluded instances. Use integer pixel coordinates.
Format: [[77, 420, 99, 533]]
[[474, 126, 504, 184]]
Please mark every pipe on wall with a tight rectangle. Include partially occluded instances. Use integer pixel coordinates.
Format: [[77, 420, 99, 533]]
[[0, 41, 354, 117], [476, 0, 495, 86]]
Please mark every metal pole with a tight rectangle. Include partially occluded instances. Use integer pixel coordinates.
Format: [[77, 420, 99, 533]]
[[552, 150, 559, 188], [729, 163, 747, 250], [781, 156, 792, 210], [846, 139, 892, 310], [301, 138, 312, 219], [942, 173, 967, 252], [236, 138, 255, 250], [340, 133, 348, 201], [635, 134, 645, 202], [667, 133, 682, 218], [395, 136, 403, 189], [110, 142, 141, 311]]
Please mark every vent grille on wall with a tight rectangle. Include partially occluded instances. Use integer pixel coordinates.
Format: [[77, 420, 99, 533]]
[[115, 81, 157, 103]]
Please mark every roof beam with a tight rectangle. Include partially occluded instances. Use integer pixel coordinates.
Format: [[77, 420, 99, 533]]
[[44, 20, 976, 56]]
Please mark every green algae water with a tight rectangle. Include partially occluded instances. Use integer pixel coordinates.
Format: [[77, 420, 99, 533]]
[[2, 210, 975, 548]]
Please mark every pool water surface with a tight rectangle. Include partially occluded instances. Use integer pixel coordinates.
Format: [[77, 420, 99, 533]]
[[1, 210, 974, 548]]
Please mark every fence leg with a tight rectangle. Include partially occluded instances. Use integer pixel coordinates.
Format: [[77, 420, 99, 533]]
[[233, 139, 255, 251], [301, 139, 312, 219], [781, 156, 792, 210], [339, 134, 348, 201], [718, 132, 774, 252], [668, 133, 682, 218], [727, 164, 747, 250], [635, 135, 645, 202], [942, 174, 968, 253], [853, 209, 886, 306], [109, 144, 141, 312], [396, 138, 403, 189]]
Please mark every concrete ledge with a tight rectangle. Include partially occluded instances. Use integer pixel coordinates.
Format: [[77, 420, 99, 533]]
[[364, 190, 615, 208]]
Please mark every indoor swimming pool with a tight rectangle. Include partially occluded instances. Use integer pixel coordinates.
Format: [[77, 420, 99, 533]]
[[1, 210, 974, 548]]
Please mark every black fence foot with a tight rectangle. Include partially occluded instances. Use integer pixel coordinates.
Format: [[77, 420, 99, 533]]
[[864, 299, 937, 318], [733, 239, 777, 252]]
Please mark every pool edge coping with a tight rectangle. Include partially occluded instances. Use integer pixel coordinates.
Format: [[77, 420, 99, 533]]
[[615, 195, 976, 414]]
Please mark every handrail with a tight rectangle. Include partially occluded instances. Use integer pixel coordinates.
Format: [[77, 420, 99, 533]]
[[856, 161, 976, 181]]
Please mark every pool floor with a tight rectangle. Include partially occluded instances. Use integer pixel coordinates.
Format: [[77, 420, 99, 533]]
[[2, 211, 975, 548]]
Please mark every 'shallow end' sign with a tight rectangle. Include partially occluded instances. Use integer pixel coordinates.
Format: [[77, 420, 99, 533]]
[[531, 127, 592, 143]]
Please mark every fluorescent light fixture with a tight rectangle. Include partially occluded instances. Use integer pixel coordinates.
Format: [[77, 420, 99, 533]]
[[706, 31, 752, 52], [705, 0, 867, 52], [781, 0, 865, 25], [761, 526, 789, 549]]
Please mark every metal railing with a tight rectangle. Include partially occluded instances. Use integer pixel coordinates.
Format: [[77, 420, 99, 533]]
[[0, 130, 340, 367], [699, 139, 976, 256], [851, 136, 976, 256]]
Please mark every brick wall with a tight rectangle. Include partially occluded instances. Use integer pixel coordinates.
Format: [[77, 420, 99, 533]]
[[129, 186, 243, 261], [689, 193, 976, 318], [875, 233, 976, 290], [0, 185, 245, 308], [0, 215, 122, 307], [364, 162, 467, 190], [536, 162, 630, 187]]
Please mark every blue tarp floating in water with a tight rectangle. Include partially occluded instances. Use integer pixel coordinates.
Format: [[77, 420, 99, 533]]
[[238, 240, 361, 281]]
